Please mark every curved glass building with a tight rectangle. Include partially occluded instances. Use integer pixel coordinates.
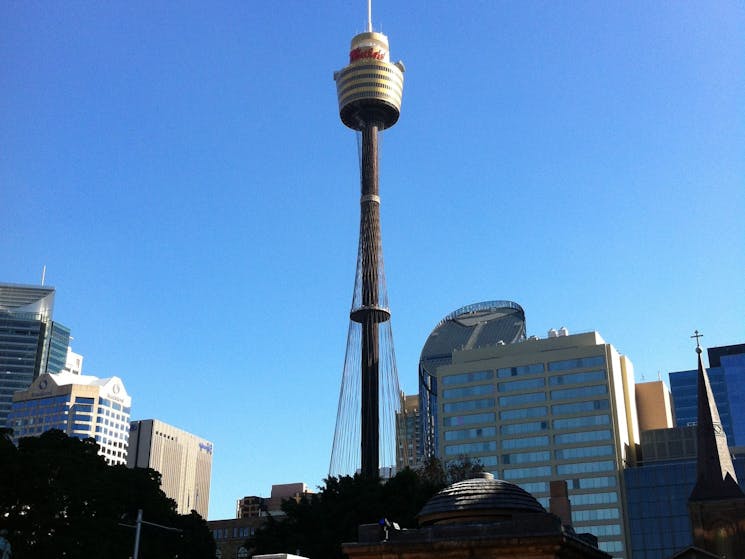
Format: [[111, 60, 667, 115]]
[[419, 300, 526, 458]]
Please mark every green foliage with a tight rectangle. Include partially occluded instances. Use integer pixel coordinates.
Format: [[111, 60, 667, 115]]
[[248, 461, 458, 559], [0, 429, 214, 559]]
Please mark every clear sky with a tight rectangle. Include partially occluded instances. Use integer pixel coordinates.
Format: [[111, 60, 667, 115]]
[[2, 1, 743, 520]]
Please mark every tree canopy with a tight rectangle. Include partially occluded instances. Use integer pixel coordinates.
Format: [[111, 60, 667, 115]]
[[248, 455, 483, 559], [0, 429, 214, 559]]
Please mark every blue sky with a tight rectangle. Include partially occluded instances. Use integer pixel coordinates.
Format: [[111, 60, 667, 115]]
[[2, 1, 743, 520]]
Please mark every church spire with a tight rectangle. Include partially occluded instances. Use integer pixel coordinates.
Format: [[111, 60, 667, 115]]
[[689, 330, 743, 501]]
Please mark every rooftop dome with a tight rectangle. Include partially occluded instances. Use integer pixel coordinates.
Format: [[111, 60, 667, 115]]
[[418, 472, 546, 526]]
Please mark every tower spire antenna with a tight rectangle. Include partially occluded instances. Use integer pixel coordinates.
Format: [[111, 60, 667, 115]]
[[367, 0, 372, 32]]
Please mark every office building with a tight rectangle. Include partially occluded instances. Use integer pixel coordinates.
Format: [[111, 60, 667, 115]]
[[396, 393, 421, 471], [128, 419, 213, 518], [635, 380, 675, 431], [62, 346, 83, 375], [0, 283, 71, 427], [418, 309, 638, 558], [8, 371, 131, 465], [669, 343, 745, 446], [419, 301, 527, 460]]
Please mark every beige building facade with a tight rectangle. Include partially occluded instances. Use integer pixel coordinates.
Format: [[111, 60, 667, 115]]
[[430, 331, 639, 558], [9, 371, 131, 465], [128, 418, 213, 518], [635, 380, 675, 431]]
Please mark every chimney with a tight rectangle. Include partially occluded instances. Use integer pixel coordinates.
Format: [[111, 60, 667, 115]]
[[549, 480, 572, 528]]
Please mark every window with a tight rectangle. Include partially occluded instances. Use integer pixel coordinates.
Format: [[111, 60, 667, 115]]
[[442, 370, 493, 386], [443, 384, 494, 400], [503, 465, 552, 479], [444, 426, 496, 441], [549, 370, 606, 385], [499, 392, 545, 407], [555, 430, 611, 444], [498, 378, 545, 392], [557, 461, 615, 475], [569, 491, 618, 505], [501, 421, 547, 435], [445, 441, 497, 455], [548, 355, 606, 371], [552, 399, 609, 415], [551, 384, 608, 400], [501, 435, 548, 449], [555, 445, 614, 460], [501, 450, 550, 464], [497, 363, 544, 378], [443, 398, 494, 413], [500, 406, 547, 420], [572, 508, 620, 522], [553, 414, 610, 430], [443, 412, 495, 427]]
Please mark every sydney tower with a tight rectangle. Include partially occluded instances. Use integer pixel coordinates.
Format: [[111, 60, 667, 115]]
[[329, 8, 405, 479]]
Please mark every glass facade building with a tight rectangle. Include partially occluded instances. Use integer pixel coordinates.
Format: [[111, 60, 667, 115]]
[[669, 343, 745, 446], [420, 324, 638, 559], [0, 283, 71, 428], [625, 427, 745, 559]]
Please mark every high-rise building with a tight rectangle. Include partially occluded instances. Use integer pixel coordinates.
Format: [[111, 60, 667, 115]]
[[0, 283, 71, 427], [128, 419, 213, 518], [329, 8, 406, 478], [635, 380, 675, 432], [8, 371, 132, 465], [669, 343, 745, 446], [395, 393, 421, 471], [418, 301, 527, 460], [418, 315, 638, 558]]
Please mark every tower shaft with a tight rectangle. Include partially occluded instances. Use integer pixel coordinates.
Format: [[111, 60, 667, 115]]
[[358, 123, 383, 479]]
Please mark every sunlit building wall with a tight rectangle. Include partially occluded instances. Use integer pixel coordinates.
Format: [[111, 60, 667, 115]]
[[424, 330, 639, 558], [128, 419, 213, 518], [9, 371, 131, 465]]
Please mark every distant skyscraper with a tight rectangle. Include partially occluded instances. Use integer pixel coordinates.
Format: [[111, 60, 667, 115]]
[[635, 380, 674, 431], [62, 346, 84, 375], [418, 312, 638, 558], [669, 343, 745, 445], [8, 371, 132, 465], [0, 283, 71, 427], [395, 393, 421, 471], [128, 419, 213, 518]]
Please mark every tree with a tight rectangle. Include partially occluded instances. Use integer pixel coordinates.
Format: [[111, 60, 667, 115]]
[[248, 464, 451, 559], [0, 429, 214, 559]]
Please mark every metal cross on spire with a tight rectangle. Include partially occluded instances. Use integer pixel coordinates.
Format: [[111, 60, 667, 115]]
[[691, 330, 704, 354]]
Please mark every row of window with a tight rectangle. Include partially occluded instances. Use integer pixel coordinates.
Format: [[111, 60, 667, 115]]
[[503, 460, 617, 479], [441, 356, 606, 387], [444, 429, 612, 452], [444, 399, 610, 425], [443, 384, 609, 405]]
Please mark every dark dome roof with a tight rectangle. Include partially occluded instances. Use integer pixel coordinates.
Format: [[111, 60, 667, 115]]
[[418, 472, 545, 526]]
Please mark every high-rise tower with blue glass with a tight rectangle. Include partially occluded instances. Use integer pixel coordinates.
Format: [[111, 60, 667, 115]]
[[0, 283, 71, 428]]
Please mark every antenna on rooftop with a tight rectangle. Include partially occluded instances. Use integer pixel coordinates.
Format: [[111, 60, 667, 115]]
[[367, 0, 372, 32], [41, 265, 46, 286]]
